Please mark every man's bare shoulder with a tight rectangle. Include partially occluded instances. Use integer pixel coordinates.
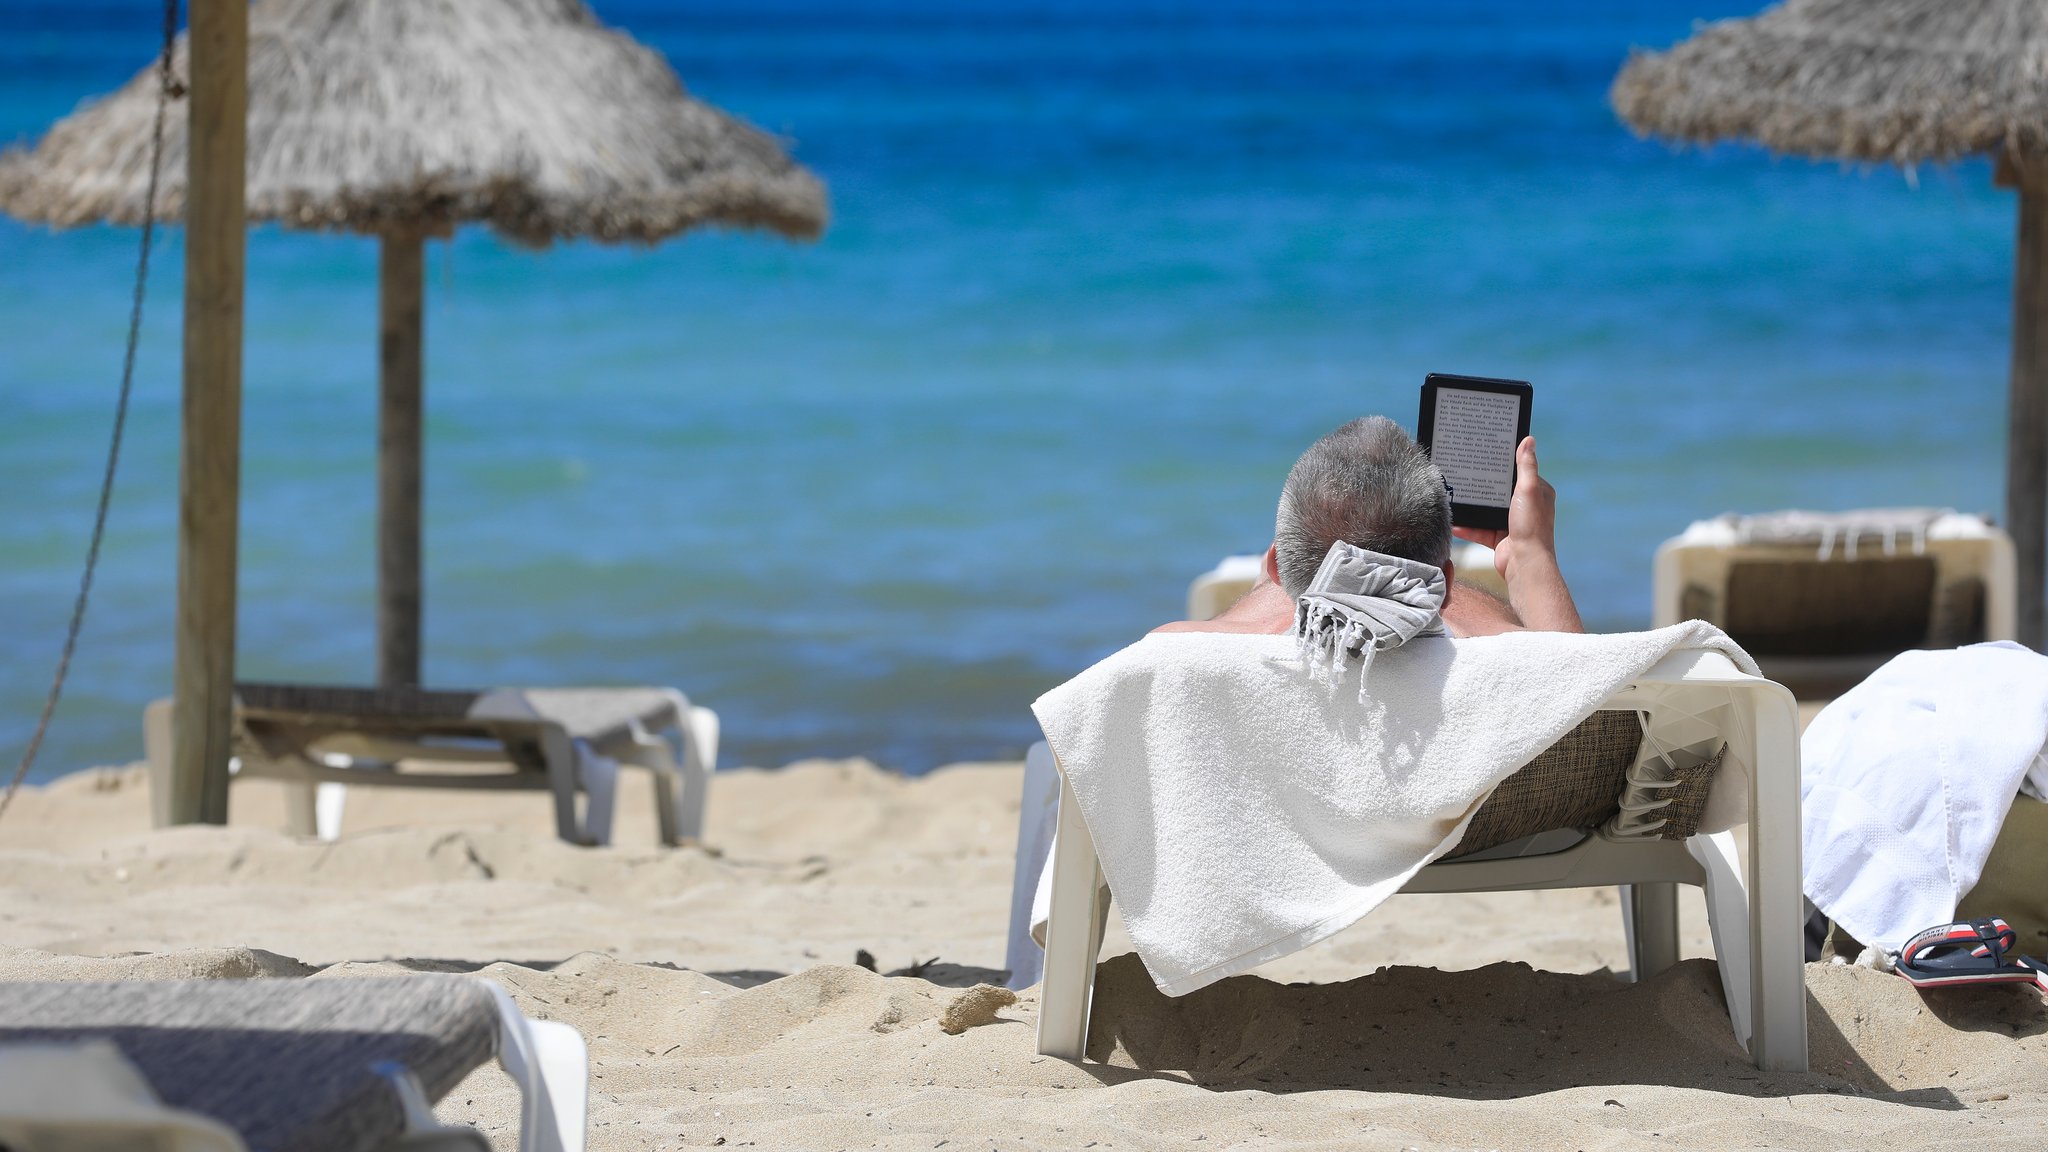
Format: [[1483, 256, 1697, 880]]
[[1151, 617, 1288, 635], [1151, 578, 1296, 636], [1442, 582, 1525, 638]]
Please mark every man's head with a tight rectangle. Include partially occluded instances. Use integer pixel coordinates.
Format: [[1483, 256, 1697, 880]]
[[1271, 416, 1452, 597]]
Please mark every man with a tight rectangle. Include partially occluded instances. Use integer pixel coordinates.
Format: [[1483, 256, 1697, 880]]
[[1156, 415, 1583, 637]]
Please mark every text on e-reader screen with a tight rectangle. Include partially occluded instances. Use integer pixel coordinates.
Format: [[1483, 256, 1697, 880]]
[[1431, 388, 1519, 508]]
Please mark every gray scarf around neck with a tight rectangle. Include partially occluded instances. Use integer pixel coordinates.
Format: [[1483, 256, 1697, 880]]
[[1293, 541, 1448, 698]]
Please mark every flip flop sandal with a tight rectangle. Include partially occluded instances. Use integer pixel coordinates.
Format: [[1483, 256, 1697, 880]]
[[2017, 955, 2048, 994], [1894, 917, 2038, 989]]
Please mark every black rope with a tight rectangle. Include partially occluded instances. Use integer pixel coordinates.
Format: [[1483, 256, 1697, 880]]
[[0, 0, 182, 824]]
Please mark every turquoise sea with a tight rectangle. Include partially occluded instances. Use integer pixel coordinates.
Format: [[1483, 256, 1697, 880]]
[[0, 0, 2015, 778]]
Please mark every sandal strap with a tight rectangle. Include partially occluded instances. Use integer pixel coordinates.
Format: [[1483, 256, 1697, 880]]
[[1901, 918, 2017, 969], [1972, 917, 2018, 962]]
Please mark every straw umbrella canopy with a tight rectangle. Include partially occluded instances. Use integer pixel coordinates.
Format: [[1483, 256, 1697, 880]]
[[0, 0, 828, 687], [1611, 0, 2048, 648]]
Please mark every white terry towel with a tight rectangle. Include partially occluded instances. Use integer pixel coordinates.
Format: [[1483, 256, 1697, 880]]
[[1801, 641, 2048, 952], [1029, 620, 1755, 995]]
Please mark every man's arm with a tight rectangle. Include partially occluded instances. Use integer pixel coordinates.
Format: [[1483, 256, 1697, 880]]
[[1452, 436, 1585, 634]]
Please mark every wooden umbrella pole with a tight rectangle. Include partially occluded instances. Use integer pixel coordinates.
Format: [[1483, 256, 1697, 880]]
[[2010, 162, 2048, 651], [377, 230, 425, 687], [169, 0, 246, 824]]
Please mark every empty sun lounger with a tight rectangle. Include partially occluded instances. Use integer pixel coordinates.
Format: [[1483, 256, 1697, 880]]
[[1013, 645, 1807, 1073], [1654, 509, 2016, 697], [0, 974, 586, 1152], [143, 683, 719, 846]]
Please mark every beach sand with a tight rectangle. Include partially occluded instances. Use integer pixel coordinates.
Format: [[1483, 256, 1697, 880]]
[[2, 761, 2044, 1150]]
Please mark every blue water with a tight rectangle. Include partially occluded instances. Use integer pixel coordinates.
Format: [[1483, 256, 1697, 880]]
[[0, 0, 2015, 778]]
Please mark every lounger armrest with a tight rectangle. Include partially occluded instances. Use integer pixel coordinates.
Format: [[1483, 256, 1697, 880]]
[[1615, 646, 1807, 1072], [1624, 647, 1767, 688]]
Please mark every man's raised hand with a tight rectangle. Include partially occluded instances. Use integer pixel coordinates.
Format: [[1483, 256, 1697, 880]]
[[1452, 435, 1581, 633], [1451, 435, 1556, 580]]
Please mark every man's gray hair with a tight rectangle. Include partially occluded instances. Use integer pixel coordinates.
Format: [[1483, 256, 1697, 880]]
[[1273, 416, 1452, 597]]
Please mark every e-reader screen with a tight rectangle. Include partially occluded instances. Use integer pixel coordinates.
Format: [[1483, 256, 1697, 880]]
[[1416, 373, 1532, 532]]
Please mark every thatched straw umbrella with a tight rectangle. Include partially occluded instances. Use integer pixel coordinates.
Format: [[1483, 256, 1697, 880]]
[[1612, 0, 2048, 649], [0, 0, 828, 688]]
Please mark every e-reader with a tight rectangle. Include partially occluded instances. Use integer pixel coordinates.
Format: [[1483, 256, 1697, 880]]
[[1416, 373, 1532, 532]]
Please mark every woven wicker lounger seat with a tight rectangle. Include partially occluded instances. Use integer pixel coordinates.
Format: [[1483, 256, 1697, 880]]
[[1444, 708, 1722, 860]]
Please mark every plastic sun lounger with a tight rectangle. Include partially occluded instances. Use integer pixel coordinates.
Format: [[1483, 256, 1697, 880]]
[[0, 975, 586, 1152], [143, 683, 719, 846], [1653, 510, 2017, 698], [1017, 646, 1809, 1073]]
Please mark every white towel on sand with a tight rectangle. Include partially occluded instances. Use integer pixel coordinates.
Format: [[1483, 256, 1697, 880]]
[[1029, 621, 1754, 995], [1801, 642, 2048, 952]]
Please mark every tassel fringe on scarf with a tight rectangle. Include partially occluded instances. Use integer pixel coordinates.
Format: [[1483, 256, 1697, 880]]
[[1293, 541, 1449, 701]]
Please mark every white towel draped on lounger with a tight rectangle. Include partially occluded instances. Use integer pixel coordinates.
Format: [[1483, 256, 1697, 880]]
[[1029, 620, 1755, 995], [1801, 642, 2048, 952]]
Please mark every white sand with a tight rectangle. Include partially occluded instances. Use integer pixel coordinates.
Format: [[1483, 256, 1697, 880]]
[[2, 760, 2045, 1150]]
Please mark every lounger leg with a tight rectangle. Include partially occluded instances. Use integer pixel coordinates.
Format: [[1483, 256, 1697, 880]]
[[1621, 882, 1681, 981], [1744, 684, 1809, 1073], [540, 726, 586, 845], [1036, 774, 1107, 1061], [315, 782, 347, 842], [615, 723, 684, 847], [678, 706, 717, 841], [629, 699, 716, 846], [1005, 741, 1062, 991], [579, 746, 619, 847], [649, 695, 715, 845], [284, 782, 320, 838], [1690, 830, 1753, 1054], [649, 756, 681, 846], [484, 983, 588, 1152], [143, 698, 175, 829], [521, 1021, 588, 1152]]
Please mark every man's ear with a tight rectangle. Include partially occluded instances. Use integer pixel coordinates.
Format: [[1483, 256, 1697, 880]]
[[1263, 544, 1281, 585], [1442, 558, 1456, 592]]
